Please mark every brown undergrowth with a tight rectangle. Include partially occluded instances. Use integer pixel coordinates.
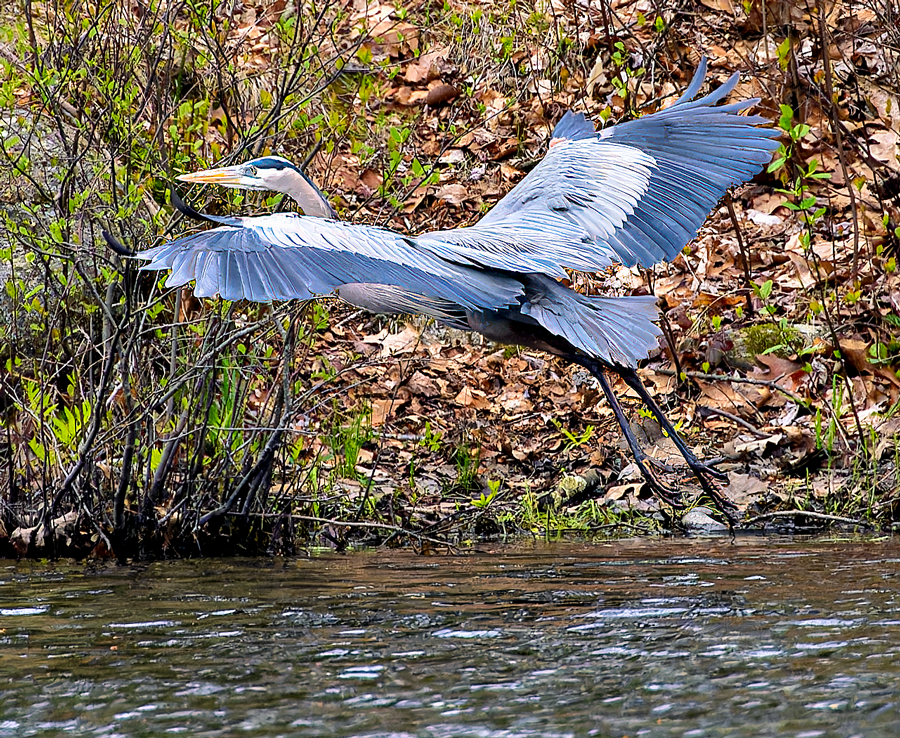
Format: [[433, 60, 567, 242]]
[[0, 0, 898, 559]]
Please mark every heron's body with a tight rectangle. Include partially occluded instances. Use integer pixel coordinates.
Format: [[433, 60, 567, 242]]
[[137, 60, 780, 522]]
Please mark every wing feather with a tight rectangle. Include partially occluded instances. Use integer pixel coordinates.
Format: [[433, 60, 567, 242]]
[[417, 59, 779, 273], [136, 213, 524, 310]]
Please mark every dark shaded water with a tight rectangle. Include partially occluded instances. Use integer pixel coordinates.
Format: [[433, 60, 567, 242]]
[[1, 537, 899, 737]]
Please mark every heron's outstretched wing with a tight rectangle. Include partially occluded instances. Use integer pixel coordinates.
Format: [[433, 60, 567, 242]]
[[136, 212, 524, 308], [419, 58, 779, 274]]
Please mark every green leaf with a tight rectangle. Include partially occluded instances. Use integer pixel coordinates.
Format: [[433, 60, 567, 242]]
[[755, 279, 773, 300], [778, 104, 794, 130], [776, 38, 792, 69]]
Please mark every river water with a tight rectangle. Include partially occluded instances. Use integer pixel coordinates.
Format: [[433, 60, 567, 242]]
[[1, 537, 898, 737]]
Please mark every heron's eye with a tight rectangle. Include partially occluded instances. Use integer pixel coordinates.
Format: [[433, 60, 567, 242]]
[[241, 165, 258, 178]]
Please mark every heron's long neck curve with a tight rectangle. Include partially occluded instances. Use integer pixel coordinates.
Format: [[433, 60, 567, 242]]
[[280, 170, 337, 219]]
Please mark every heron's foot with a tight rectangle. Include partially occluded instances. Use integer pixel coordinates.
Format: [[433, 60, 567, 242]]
[[678, 448, 728, 483], [633, 452, 673, 475], [651, 481, 687, 510], [641, 452, 736, 525], [687, 465, 738, 527], [630, 456, 686, 509]]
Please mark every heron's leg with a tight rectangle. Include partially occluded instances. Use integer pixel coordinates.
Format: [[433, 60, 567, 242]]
[[616, 368, 727, 479], [615, 367, 738, 523], [591, 367, 685, 509]]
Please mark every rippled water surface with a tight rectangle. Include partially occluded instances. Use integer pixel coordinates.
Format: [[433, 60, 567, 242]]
[[1, 537, 899, 737]]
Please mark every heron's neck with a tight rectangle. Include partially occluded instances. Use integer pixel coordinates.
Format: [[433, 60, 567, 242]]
[[281, 171, 337, 219]]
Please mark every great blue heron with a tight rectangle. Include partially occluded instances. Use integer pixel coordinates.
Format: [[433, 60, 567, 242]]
[[137, 59, 779, 523]]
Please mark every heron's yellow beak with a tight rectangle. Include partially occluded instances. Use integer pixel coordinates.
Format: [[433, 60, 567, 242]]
[[176, 165, 247, 186]]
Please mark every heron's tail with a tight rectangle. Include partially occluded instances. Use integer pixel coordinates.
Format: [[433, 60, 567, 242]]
[[520, 275, 662, 368]]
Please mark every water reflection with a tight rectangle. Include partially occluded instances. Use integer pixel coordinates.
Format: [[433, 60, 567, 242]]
[[0, 537, 898, 737]]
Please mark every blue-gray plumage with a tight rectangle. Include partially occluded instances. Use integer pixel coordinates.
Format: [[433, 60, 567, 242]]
[[136, 58, 779, 524]]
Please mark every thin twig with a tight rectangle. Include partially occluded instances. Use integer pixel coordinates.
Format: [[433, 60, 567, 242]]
[[700, 406, 769, 437], [651, 368, 808, 407], [743, 509, 873, 528], [50, 322, 126, 516], [725, 193, 754, 315], [658, 312, 684, 387], [334, 308, 365, 329]]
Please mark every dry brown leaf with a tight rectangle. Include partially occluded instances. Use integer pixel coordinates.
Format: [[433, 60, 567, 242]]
[[407, 372, 441, 397], [698, 0, 735, 13], [724, 473, 767, 509], [499, 163, 523, 181], [436, 183, 468, 205], [865, 86, 900, 127], [696, 379, 758, 415], [358, 168, 382, 195], [487, 138, 518, 161], [393, 86, 428, 106], [752, 354, 809, 396], [454, 385, 491, 410], [753, 354, 801, 378], [838, 338, 873, 375], [371, 397, 395, 427], [869, 129, 899, 164], [438, 148, 465, 165], [602, 482, 642, 502], [785, 251, 833, 289], [401, 185, 429, 213], [360, 326, 421, 358], [733, 433, 784, 455], [497, 385, 534, 414], [586, 56, 607, 98], [426, 83, 460, 106], [404, 49, 443, 83], [875, 367, 900, 393], [367, 19, 419, 57], [748, 191, 789, 214], [875, 417, 900, 458]]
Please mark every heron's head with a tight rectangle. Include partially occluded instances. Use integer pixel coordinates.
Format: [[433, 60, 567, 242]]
[[177, 156, 304, 192], [176, 155, 336, 218]]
